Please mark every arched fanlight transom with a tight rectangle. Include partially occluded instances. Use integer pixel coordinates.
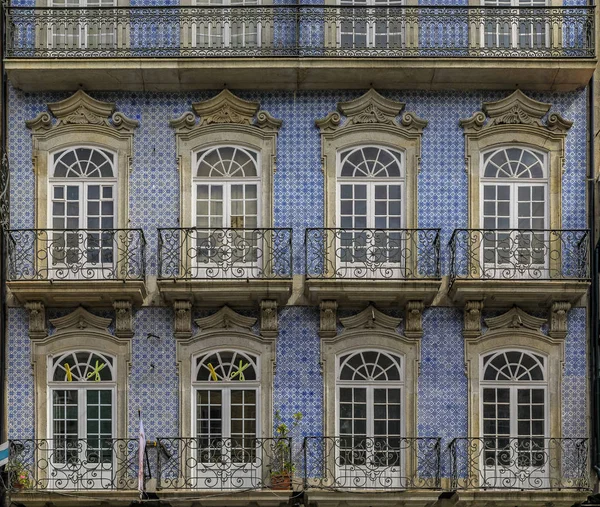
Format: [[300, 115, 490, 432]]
[[196, 146, 259, 178], [53, 147, 115, 178], [51, 351, 115, 382], [482, 147, 546, 179], [195, 350, 258, 382], [338, 350, 402, 381], [339, 146, 404, 178], [483, 350, 545, 382]]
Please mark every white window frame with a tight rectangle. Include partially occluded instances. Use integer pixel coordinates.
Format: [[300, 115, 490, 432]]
[[336, 144, 406, 277], [47, 146, 118, 280], [479, 146, 549, 278], [191, 349, 262, 489], [337, 0, 406, 50], [47, 0, 118, 51], [46, 350, 117, 490], [190, 0, 262, 50], [334, 349, 405, 489], [480, 0, 550, 51], [479, 349, 550, 489], [191, 145, 263, 277]]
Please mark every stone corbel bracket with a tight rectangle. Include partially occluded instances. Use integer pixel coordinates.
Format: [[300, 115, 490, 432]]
[[404, 301, 425, 339], [25, 301, 47, 340], [174, 300, 193, 340], [463, 300, 484, 339], [548, 301, 571, 339], [319, 300, 338, 339], [260, 300, 278, 339], [113, 301, 134, 339]]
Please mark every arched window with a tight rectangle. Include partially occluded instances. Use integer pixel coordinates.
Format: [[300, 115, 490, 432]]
[[49, 146, 117, 275], [193, 146, 261, 269], [337, 146, 405, 269], [336, 349, 404, 486], [192, 350, 260, 476], [480, 350, 548, 487], [480, 146, 548, 276], [47, 350, 116, 486]]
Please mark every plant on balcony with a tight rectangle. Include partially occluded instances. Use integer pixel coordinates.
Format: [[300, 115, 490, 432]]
[[8, 460, 31, 490], [271, 410, 303, 490]]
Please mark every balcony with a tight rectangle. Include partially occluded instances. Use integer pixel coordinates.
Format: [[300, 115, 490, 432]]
[[304, 228, 441, 307], [6, 228, 147, 307], [4, 5, 595, 92], [448, 229, 590, 309], [7, 437, 293, 507], [157, 227, 293, 307], [7, 436, 590, 507], [448, 437, 589, 491]]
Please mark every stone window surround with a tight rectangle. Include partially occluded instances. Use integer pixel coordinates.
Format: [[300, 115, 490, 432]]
[[317, 89, 427, 231], [26, 89, 138, 232], [460, 89, 572, 232], [322, 330, 420, 443], [176, 328, 275, 440], [31, 309, 131, 443], [170, 89, 281, 230], [465, 328, 564, 441]]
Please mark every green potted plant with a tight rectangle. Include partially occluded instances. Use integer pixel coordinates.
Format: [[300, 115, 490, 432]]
[[8, 460, 31, 490], [270, 410, 302, 490]]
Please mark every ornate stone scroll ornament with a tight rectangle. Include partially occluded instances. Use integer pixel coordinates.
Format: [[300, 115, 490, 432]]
[[484, 306, 547, 333], [26, 89, 139, 132], [319, 300, 338, 339], [548, 301, 571, 339], [404, 301, 424, 339], [50, 306, 112, 334], [170, 89, 282, 132], [260, 300, 278, 338], [460, 89, 572, 133], [340, 304, 402, 332], [316, 88, 427, 134], [174, 300, 193, 339], [195, 305, 257, 333], [113, 301, 133, 339], [25, 301, 47, 340], [316, 89, 426, 232], [463, 300, 483, 339]]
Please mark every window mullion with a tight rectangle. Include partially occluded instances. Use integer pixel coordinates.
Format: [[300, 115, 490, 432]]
[[79, 387, 86, 441]]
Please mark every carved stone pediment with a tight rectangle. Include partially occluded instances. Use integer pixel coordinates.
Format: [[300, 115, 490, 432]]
[[316, 89, 427, 133], [484, 306, 546, 332], [195, 306, 257, 333], [50, 307, 112, 334], [340, 305, 402, 332], [460, 89, 572, 133], [171, 89, 282, 132], [26, 89, 138, 132]]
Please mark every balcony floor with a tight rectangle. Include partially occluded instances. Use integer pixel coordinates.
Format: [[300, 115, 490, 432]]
[[5, 57, 596, 92]]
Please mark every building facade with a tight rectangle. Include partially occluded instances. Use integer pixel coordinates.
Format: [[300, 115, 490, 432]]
[[0, 5, 596, 506]]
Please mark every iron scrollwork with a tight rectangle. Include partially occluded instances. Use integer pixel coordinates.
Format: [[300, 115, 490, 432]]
[[4, 5, 595, 58], [7, 228, 146, 281], [158, 227, 292, 280], [448, 437, 589, 491]]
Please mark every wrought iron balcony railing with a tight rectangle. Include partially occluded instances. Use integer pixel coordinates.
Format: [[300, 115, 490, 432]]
[[7, 229, 146, 281], [305, 228, 440, 280], [156, 437, 291, 490], [303, 436, 441, 490], [448, 229, 589, 284], [158, 227, 292, 280], [4, 5, 595, 59], [448, 437, 589, 491], [7, 438, 140, 491]]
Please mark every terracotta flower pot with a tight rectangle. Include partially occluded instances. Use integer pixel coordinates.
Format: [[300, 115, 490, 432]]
[[271, 472, 292, 490]]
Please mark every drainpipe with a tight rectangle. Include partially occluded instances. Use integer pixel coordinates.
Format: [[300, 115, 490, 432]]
[[0, 0, 8, 504], [589, 70, 600, 482]]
